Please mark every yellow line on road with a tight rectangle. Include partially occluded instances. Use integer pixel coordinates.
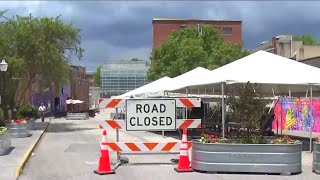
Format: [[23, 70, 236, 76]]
[[15, 120, 51, 179]]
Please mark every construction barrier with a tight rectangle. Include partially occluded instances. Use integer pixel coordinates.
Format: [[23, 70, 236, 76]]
[[94, 98, 201, 175]]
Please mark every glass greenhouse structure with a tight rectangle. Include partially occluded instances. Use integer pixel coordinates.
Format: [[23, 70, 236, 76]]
[[100, 60, 149, 96]]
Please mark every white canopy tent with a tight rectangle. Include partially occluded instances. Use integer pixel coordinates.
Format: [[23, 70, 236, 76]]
[[169, 51, 320, 95], [167, 51, 320, 149], [166, 67, 215, 95], [118, 76, 174, 98]]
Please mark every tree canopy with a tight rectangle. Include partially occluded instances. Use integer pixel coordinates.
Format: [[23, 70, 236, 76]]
[[294, 35, 319, 45], [93, 65, 102, 87], [148, 25, 249, 81], [0, 11, 83, 109]]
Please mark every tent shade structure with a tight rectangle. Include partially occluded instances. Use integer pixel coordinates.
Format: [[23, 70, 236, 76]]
[[66, 99, 84, 104], [166, 67, 214, 92], [118, 76, 174, 98], [168, 50, 320, 95], [166, 51, 320, 146]]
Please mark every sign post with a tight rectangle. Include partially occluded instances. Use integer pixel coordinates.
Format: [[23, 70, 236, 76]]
[[126, 99, 176, 131]]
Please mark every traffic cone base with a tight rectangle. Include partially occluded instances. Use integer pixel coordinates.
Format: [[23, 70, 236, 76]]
[[174, 167, 193, 172], [94, 170, 115, 175]]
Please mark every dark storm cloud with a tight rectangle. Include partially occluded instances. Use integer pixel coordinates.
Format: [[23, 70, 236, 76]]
[[2, 1, 320, 71]]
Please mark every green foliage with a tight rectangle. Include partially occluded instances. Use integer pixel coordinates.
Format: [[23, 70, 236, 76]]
[[0, 126, 7, 134], [294, 35, 319, 45], [17, 104, 40, 119], [93, 65, 102, 87], [0, 107, 4, 121], [148, 25, 249, 80], [227, 82, 268, 144], [0, 12, 83, 106]]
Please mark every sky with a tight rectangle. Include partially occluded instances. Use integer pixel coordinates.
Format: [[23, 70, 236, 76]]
[[1, 1, 320, 71]]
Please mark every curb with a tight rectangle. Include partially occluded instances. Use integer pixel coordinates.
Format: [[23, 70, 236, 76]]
[[15, 120, 51, 179]]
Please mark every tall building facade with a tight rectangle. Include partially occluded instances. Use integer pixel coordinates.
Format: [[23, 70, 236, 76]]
[[100, 60, 149, 96]]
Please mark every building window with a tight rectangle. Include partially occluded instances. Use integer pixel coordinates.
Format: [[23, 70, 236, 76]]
[[180, 24, 187, 28], [223, 27, 232, 36]]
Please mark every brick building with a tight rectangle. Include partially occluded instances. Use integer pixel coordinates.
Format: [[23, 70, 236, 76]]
[[252, 35, 320, 61], [152, 18, 242, 49]]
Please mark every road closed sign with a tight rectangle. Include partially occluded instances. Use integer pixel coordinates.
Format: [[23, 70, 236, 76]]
[[126, 99, 176, 131]]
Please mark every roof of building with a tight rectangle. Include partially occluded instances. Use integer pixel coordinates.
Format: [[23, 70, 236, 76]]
[[299, 56, 320, 68], [152, 17, 242, 22]]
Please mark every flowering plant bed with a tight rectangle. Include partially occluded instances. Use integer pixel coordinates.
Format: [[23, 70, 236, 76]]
[[9, 118, 31, 138], [313, 137, 320, 174], [0, 126, 11, 155], [11, 118, 27, 125]]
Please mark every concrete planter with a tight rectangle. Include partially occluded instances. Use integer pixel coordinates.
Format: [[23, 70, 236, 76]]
[[191, 141, 302, 175], [26, 118, 36, 130], [9, 123, 31, 138], [314, 142, 320, 174], [0, 131, 12, 155]]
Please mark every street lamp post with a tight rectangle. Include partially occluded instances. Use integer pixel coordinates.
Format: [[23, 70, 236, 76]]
[[0, 59, 8, 123], [0, 59, 8, 101]]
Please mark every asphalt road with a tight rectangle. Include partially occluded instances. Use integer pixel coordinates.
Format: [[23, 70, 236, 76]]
[[18, 118, 319, 180]]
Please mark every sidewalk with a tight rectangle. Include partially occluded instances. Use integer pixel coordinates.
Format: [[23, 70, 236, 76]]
[[0, 120, 49, 180]]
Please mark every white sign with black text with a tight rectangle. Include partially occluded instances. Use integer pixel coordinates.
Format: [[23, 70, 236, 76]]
[[126, 99, 176, 131]]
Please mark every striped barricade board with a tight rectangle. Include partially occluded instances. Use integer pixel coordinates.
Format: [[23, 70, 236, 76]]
[[99, 119, 201, 130], [99, 98, 201, 109], [106, 141, 192, 153]]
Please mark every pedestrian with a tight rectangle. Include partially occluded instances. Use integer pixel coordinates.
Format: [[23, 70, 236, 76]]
[[39, 103, 47, 122]]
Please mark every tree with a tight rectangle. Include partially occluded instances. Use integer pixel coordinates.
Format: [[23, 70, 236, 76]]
[[227, 82, 268, 143], [294, 35, 318, 45], [93, 65, 102, 87], [0, 12, 83, 108], [148, 25, 249, 80]]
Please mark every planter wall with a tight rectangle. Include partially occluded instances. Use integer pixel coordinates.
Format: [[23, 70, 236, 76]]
[[9, 123, 31, 138], [0, 131, 12, 155], [314, 143, 320, 174], [66, 113, 89, 120], [191, 141, 302, 174], [27, 118, 36, 130]]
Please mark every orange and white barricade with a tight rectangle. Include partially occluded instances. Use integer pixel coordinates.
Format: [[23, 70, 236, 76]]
[[95, 97, 202, 173]]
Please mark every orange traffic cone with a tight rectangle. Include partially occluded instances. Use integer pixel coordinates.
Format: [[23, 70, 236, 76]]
[[174, 129, 193, 172], [94, 130, 115, 175]]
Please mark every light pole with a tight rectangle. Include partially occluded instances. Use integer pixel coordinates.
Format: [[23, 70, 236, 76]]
[[0, 59, 8, 105], [0, 59, 8, 123]]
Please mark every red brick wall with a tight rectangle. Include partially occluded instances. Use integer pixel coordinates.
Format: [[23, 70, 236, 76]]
[[152, 19, 242, 49]]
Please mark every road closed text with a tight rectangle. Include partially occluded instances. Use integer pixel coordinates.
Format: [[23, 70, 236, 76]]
[[126, 99, 176, 131]]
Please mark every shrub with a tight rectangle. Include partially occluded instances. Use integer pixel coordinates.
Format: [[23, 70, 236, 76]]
[[0, 126, 7, 134], [17, 104, 40, 119], [227, 82, 268, 144]]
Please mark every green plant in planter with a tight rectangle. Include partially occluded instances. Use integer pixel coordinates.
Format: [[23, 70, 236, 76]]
[[227, 82, 269, 144], [0, 126, 7, 134], [17, 104, 40, 119]]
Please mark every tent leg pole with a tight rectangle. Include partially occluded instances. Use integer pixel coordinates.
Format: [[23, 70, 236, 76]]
[[309, 85, 313, 152], [221, 82, 226, 139]]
